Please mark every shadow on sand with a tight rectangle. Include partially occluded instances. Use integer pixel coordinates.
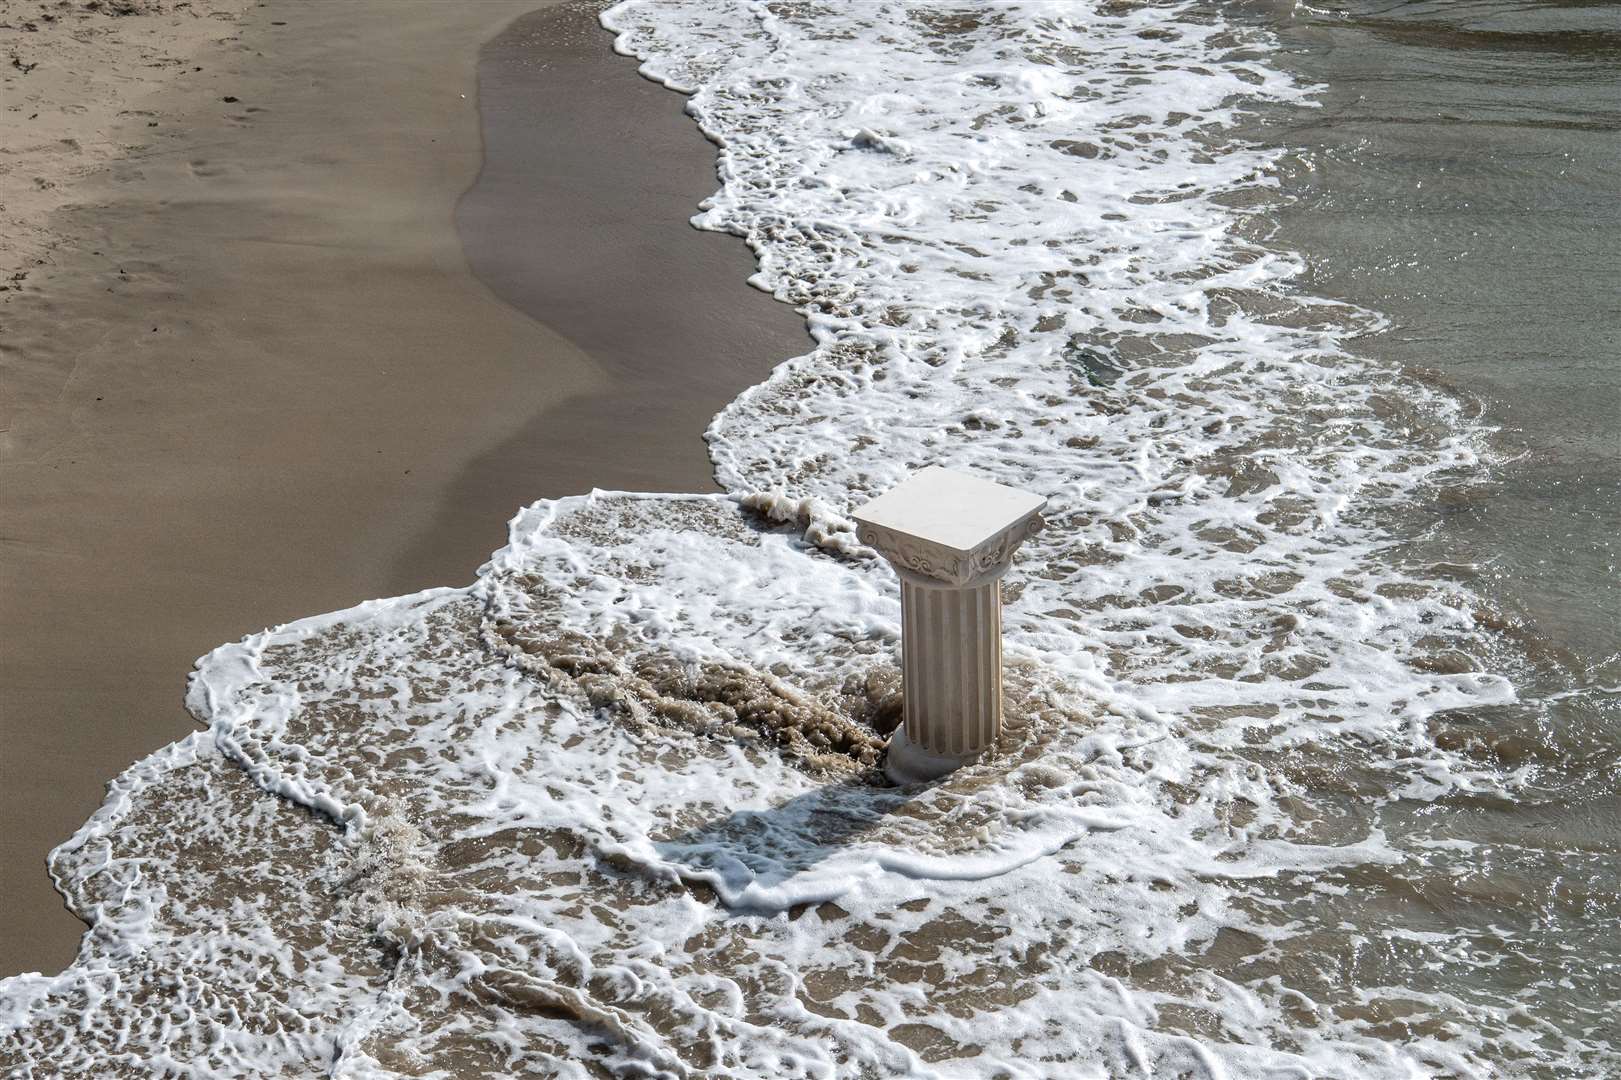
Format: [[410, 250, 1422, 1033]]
[[655, 778, 915, 898]]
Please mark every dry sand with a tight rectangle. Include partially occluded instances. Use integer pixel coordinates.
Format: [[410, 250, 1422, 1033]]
[[1, 0, 257, 282], [0, 0, 808, 977]]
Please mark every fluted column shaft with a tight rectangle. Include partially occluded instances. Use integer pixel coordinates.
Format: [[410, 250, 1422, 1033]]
[[900, 578, 1002, 758]]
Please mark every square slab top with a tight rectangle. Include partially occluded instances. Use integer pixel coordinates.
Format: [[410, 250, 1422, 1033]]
[[850, 466, 1047, 556]]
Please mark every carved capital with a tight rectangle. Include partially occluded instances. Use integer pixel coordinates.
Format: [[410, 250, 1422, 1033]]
[[857, 509, 1043, 589]]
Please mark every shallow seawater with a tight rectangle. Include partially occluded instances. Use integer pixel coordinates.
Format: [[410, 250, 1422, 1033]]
[[2, 1, 1617, 1076], [1230, 0, 1621, 1059], [1234, 0, 1621, 658]]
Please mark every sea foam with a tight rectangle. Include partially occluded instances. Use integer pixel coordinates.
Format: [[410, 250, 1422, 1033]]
[[3, 1, 1612, 1076]]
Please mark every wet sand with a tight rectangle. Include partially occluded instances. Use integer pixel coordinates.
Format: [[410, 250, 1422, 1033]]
[[404, 2, 811, 588], [0, 0, 807, 977]]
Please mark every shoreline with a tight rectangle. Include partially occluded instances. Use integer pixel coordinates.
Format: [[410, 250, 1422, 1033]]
[[403, 2, 809, 593], [0, 0, 804, 977], [2, 1, 1613, 1072]]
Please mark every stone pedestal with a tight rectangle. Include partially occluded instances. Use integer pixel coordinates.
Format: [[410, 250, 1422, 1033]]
[[851, 467, 1046, 784]]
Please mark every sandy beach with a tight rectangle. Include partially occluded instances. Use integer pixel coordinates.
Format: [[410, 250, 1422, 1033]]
[[2, 0, 1613, 1072], [0, 0, 804, 978]]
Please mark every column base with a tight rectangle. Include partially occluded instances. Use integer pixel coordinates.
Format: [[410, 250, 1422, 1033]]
[[883, 726, 981, 785]]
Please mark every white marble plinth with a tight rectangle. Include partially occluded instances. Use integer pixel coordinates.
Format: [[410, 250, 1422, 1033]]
[[851, 467, 1046, 784]]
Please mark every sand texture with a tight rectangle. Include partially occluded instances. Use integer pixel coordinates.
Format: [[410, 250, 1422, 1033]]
[[1, 0, 256, 284], [0, 0, 807, 977]]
